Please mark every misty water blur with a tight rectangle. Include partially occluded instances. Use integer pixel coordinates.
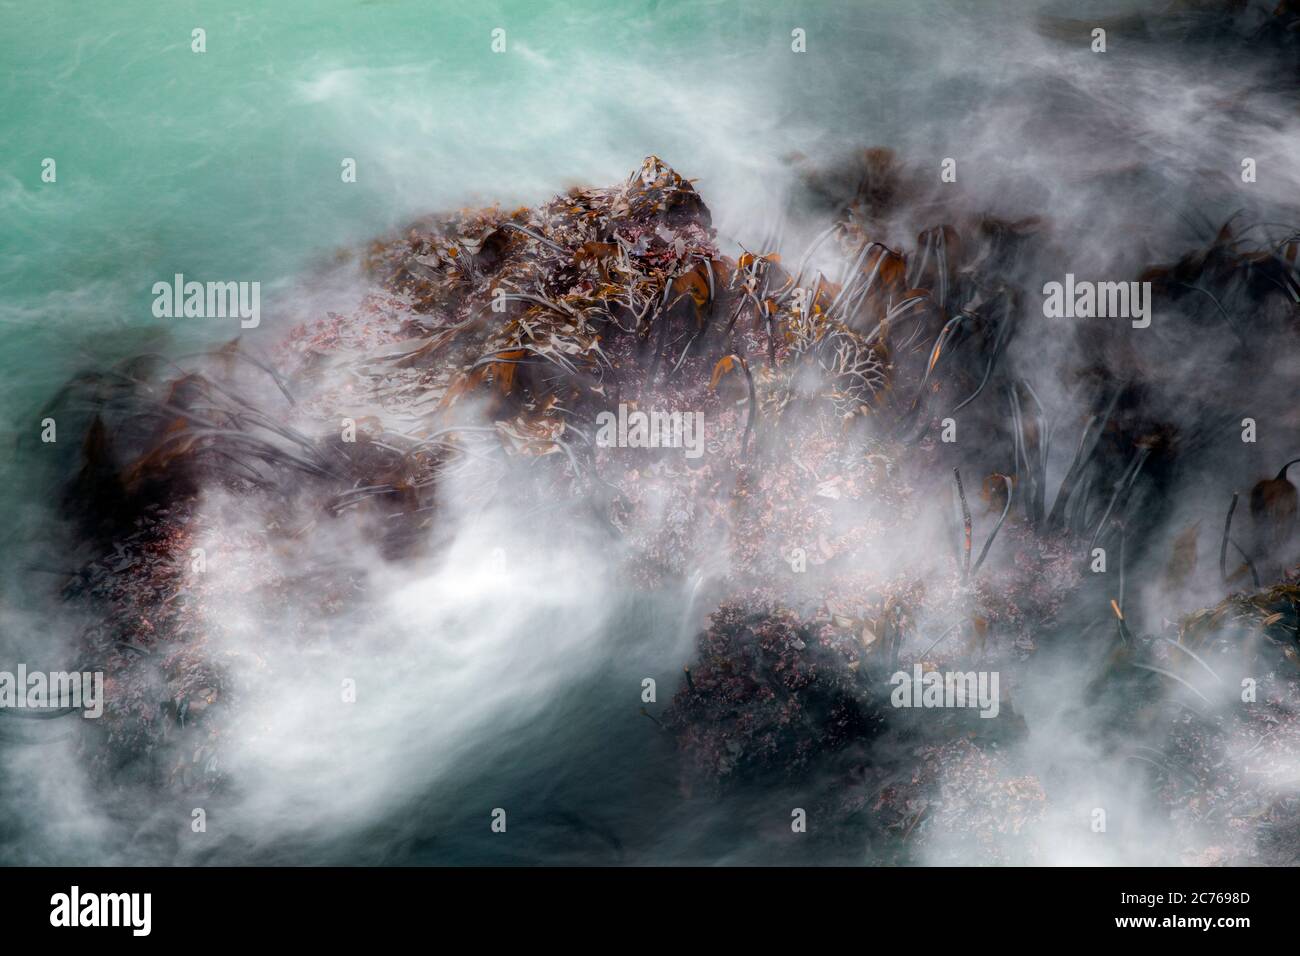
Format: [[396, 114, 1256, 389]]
[[1, 0, 1297, 863]]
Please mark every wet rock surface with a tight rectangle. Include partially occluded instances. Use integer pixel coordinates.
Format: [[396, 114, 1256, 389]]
[[26, 137, 1300, 864]]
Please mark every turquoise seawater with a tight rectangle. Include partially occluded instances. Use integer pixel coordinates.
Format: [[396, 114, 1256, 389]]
[[0, 0, 921, 405]]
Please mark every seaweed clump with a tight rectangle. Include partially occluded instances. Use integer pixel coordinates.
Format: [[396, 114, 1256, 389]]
[[664, 601, 885, 792]]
